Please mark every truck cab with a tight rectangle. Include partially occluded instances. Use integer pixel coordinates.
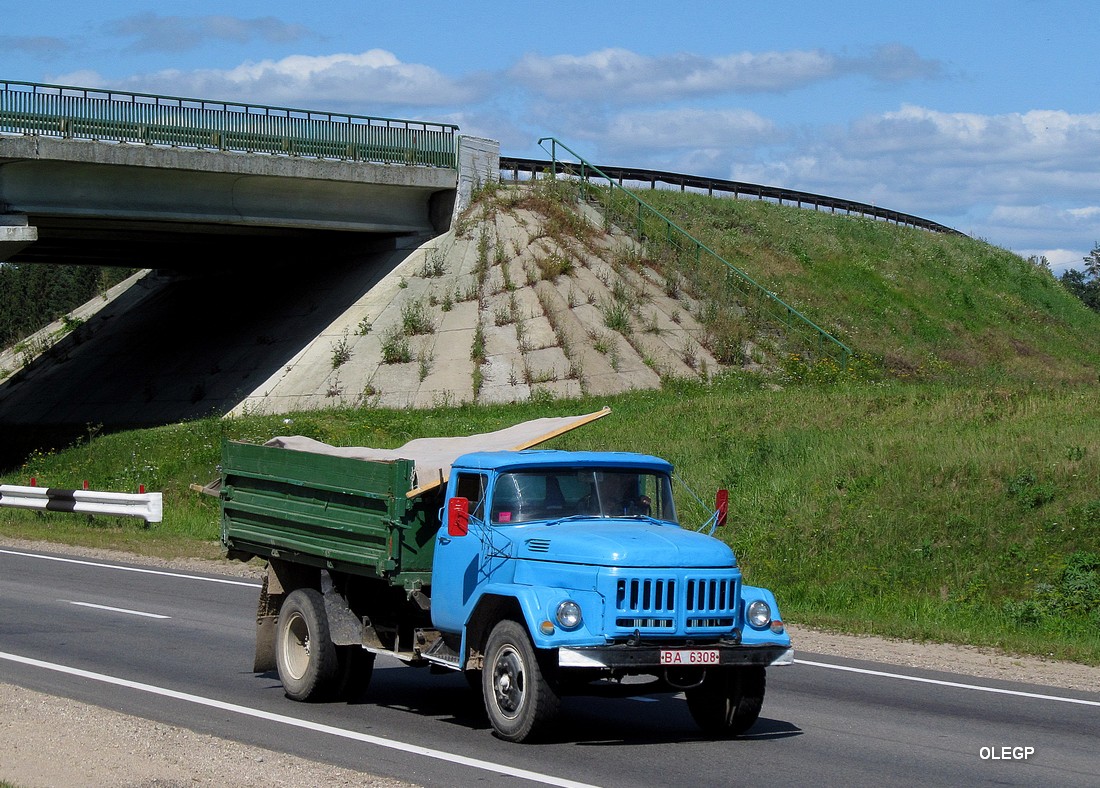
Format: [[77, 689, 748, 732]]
[[429, 450, 792, 741]]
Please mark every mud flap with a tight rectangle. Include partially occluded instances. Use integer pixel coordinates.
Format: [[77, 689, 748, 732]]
[[254, 615, 278, 672], [253, 572, 279, 673]]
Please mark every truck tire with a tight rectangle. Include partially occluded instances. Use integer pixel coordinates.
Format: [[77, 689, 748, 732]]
[[482, 620, 559, 742], [685, 666, 766, 737], [276, 588, 339, 702]]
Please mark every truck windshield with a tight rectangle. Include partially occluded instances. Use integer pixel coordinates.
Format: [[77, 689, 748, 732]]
[[489, 469, 677, 525]]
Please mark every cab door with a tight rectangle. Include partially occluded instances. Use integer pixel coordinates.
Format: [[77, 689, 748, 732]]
[[431, 472, 488, 631]]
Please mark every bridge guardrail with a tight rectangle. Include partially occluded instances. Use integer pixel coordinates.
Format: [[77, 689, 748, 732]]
[[500, 156, 962, 237], [0, 80, 458, 168]]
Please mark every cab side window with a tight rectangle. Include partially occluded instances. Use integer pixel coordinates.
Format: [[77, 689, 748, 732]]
[[454, 472, 487, 521]]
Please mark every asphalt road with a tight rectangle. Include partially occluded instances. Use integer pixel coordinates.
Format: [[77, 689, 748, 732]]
[[1, 545, 1097, 787]]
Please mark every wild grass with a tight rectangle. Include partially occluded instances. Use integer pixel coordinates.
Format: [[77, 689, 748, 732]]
[[3, 375, 1098, 663], [379, 325, 412, 364], [639, 191, 1100, 383], [400, 299, 435, 336]]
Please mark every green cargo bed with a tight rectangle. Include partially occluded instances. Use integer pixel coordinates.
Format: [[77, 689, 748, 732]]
[[220, 439, 442, 587]]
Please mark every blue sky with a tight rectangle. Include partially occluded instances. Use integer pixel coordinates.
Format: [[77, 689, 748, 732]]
[[3, 0, 1098, 273]]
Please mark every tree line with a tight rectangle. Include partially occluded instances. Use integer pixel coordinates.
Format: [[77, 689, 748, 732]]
[[0, 263, 135, 349], [1059, 244, 1100, 313]]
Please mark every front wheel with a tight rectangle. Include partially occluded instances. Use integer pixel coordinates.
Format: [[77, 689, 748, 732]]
[[482, 620, 559, 742], [275, 588, 339, 701], [685, 666, 766, 737]]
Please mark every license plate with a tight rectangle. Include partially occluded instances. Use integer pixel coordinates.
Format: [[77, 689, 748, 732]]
[[659, 649, 720, 666]]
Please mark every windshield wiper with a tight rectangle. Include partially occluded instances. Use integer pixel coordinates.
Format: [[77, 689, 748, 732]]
[[546, 513, 599, 525], [616, 514, 667, 526]]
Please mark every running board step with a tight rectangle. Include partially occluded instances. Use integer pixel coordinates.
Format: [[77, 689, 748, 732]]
[[417, 629, 461, 669]]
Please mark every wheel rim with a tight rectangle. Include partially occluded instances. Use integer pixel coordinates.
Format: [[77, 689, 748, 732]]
[[491, 644, 526, 719], [282, 610, 311, 681]]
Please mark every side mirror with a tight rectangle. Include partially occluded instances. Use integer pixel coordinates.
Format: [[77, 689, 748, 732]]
[[447, 497, 470, 537], [715, 489, 729, 529]]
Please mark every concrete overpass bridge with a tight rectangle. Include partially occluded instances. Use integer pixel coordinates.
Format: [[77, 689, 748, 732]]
[[0, 80, 499, 467], [0, 80, 490, 268]]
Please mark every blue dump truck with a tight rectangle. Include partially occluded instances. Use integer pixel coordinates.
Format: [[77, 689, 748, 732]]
[[221, 416, 792, 742]]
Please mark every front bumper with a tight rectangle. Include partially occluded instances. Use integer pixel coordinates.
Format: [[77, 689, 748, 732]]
[[558, 643, 794, 669]]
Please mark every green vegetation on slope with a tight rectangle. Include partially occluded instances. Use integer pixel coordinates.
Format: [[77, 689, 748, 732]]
[[2, 191, 1098, 664], [640, 191, 1100, 383]]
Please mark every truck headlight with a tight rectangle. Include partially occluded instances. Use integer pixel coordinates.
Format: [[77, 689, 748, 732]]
[[556, 600, 583, 630], [747, 600, 772, 629]]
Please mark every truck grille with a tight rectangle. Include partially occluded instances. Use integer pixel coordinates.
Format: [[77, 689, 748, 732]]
[[608, 571, 740, 634]]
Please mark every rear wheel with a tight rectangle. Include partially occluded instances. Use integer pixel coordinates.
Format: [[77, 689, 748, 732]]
[[276, 588, 339, 701], [685, 666, 766, 737], [482, 620, 559, 742]]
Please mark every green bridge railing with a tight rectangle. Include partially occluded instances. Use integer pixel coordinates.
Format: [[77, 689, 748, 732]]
[[0, 79, 458, 168], [536, 137, 852, 368]]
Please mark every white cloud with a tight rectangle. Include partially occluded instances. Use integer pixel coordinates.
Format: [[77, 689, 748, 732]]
[[1067, 206, 1100, 221], [710, 106, 1100, 218], [983, 206, 1100, 263], [989, 204, 1100, 230], [48, 69, 104, 88], [60, 51, 485, 111], [510, 45, 941, 103], [846, 105, 1100, 170], [602, 108, 777, 151]]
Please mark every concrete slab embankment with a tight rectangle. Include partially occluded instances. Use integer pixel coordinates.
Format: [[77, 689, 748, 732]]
[[231, 188, 729, 413], [0, 182, 760, 468]]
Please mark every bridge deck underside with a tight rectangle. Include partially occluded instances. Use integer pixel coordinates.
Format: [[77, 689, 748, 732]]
[[10, 215, 406, 269]]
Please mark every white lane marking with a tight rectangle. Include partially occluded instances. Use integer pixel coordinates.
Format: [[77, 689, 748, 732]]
[[0, 651, 600, 788], [59, 600, 170, 619], [0, 548, 260, 588], [796, 658, 1100, 707]]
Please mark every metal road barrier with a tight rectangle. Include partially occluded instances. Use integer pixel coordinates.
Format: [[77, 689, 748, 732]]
[[500, 155, 963, 236], [0, 79, 458, 168], [0, 484, 163, 523]]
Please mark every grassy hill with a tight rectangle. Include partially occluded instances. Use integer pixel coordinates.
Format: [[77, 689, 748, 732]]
[[2, 187, 1098, 664], [639, 189, 1100, 384]]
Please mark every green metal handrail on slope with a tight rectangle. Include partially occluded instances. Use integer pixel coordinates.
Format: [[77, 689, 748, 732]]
[[537, 137, 851, 367], [0, 79, 458, 168]]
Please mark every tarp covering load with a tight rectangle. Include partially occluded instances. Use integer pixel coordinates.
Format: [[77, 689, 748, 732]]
[[263, 407, 610, 498]]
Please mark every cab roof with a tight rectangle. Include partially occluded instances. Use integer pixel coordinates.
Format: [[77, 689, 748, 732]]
[[452, 449, 673, 474]]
